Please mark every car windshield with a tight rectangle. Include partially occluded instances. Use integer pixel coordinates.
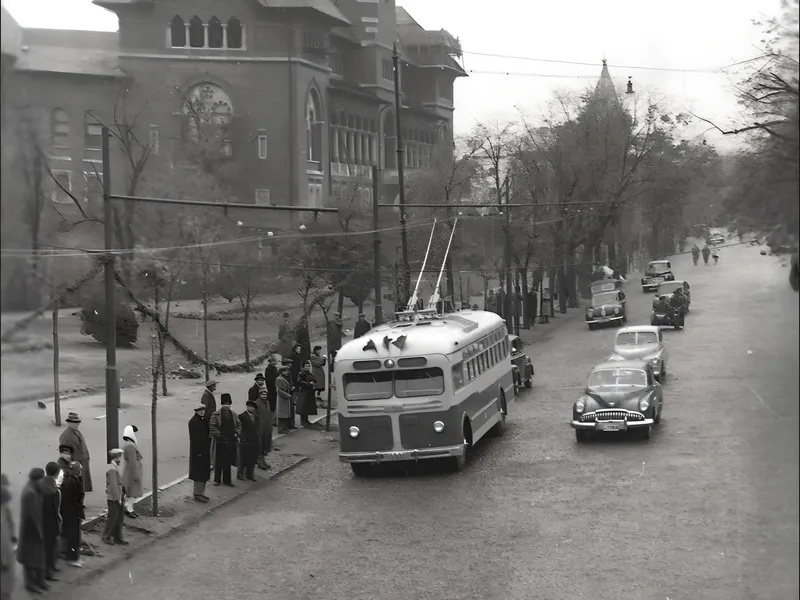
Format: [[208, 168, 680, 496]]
[[616, 332, 658, 346], [645, 263, 668, 274], [343, 368, 445, 400], [591, 291, 618, 305], [658, 283, 684, 294], [588, 368, 648, 388]]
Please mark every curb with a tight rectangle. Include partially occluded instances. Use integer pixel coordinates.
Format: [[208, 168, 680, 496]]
[[79, 410, 337, 531], [70, 454, 310, 587]]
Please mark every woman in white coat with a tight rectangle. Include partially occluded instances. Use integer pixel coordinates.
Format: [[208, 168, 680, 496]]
[[121, 425, 143, 519]]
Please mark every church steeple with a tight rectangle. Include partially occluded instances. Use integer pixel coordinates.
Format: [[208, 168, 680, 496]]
[[594, 59, 620, 104]]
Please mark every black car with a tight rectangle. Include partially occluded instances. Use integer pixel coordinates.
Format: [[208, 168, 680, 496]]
[[641, 260, 674, 292], [651, 281, 689, 329], [510, 335, 534, 391], [585, 279, 627, 330], [570, 360, 663, 442]]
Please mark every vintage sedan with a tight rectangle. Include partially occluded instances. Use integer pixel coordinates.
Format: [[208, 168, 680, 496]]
[[607, 325, 668, 381], [655, 280, 691, 309], [641, 260, 674, 292], [585, 279, 627, 330], [570, 360, 663, 442], [651, 281, 689, 329], [510, 335, 534, 390]]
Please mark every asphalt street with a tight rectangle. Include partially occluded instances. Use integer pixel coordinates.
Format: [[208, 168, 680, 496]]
[[57, 243, 799, 600]]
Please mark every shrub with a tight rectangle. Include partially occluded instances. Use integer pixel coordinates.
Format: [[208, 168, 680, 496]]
[[80, 298, 139, 347]]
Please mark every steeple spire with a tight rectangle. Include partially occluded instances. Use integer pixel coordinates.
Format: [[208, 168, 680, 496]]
[[593, 59, 620, 109]]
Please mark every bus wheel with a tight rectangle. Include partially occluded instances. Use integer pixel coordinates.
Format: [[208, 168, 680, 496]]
[[490, 394, 507, 437], [450, 423, 470, 471], [350, 463, 371, 477]]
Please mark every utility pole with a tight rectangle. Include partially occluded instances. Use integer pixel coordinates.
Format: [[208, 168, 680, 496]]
[[392, 43, 410, 304], [372, 165, 383, 326], [503, 177, 513, 334], [102, 127, 120, 454]]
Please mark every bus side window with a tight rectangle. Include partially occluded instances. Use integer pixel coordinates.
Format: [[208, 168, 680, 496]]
[[466, 360, 474, 381], [451, 362, 464, 390], [478, 354, 485, 374]]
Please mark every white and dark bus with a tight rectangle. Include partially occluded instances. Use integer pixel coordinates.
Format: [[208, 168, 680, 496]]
[[335, 308, 515, 476]]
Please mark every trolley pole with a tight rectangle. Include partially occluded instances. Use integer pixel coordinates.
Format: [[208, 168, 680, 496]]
[[102, 127, 120, 454], [392, 43, 410, 303], [503, 178, 513, 334], [372, 166, 384, 326]]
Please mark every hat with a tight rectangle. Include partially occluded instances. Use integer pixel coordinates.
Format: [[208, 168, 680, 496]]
[[220, 393, 232, 405], [205, 379, 218, 387], [358, 313, 365, 318], [59, 444, 75, 454], [123, 425, 138, 444], [254, 373, 265, 381], [246, 400, 257, 409], [29, 468, 45, 481], [109, 448, 124, 458], [194, 404, 207, 412], [66, 412, 81, 423]]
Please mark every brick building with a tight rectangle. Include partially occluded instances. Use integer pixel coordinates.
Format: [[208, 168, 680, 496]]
[[1, 0, 465, 305]]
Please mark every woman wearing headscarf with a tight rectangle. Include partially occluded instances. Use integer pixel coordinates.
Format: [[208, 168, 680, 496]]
[[59, 461, 85, 568], [40, 463, 62, 582], [1, 474, 17, 600], [296, 361, 319, 428], [17, 468, 47, 593], [122, 425, 143, 519]]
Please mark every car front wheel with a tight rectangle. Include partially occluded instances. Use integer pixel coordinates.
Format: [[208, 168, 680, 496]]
[[351, 463, 371, 477], [637, 425, 652, 440], [575, 430, 591, 443]]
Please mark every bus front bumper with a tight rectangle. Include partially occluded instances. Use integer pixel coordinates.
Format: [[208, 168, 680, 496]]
[[340, 444, 465, 464]]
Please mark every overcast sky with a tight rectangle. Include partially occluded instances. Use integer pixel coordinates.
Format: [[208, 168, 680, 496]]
[[4, 0, 783, 152]]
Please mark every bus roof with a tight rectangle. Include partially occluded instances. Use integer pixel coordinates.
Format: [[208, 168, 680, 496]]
[[335, 309, 507, 362]]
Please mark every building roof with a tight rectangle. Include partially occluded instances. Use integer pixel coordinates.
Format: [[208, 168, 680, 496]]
[[258, 0, 350, 26], [395, 6, 465, 76], [592, 60, 621, 109], [1, 5, 23, 58], [15, 29, 122, 77]]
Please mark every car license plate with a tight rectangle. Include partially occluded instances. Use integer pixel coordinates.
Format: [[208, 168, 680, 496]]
[[381, 451, 414, 462], [598, 421, 625, 432], [652, 277, 664, 284]]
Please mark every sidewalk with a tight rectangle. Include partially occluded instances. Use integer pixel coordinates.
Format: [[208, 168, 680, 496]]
[[0, 363, 338, 530]]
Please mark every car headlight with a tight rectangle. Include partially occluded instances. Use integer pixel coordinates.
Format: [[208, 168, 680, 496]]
[[433, 421, 445, 433], [613, 307, 619, 315], [586, 308, 593, 317], [646, 356, 660, 365], [575, 395, 589, 413], [349, 426, 360, 438], [639, 396, 650, 411]]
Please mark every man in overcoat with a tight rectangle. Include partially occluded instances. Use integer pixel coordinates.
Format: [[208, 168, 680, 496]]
[[201, 380, 218, 467], [40, 463, 62, 582], [1, 474, 17, 600], [17, 468, 47, 593], [210, 394, 241, 487], [101, 449, 128, 546], [354, 313, 371, 338], [276, 365, 294, 433], [58, 412, 92, 492], [188, 404, 211, 503], [59, 461, 85, 567], [237, 400, 260, 481], [326, 313, 343, 374], [264, 356, 279, 414]]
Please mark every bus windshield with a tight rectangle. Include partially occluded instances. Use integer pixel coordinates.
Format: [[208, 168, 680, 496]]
[[343, 368, 445, 400]]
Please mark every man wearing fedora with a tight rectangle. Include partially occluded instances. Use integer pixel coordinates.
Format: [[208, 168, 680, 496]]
[[276, 364, 294, 433], [237, 400, 260, 481], [248, 374, 272, 470], [201, 380, 218, 467], [188, 404, 211, 503], [210, 394, 241, 487], [59, 412, 92, 492]]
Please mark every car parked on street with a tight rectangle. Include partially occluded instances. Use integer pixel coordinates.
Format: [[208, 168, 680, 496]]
[[570, 360, 663, 442], [641, 260, 674, 292], [585, 279, 627, 330], [510, 335, 534, 391], [607, 325, 668, 381]]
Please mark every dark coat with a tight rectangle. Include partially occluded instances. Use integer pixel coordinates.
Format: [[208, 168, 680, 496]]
[[310, 354, 326, 390], [16, 481, 44, 568], [58, 427, 93, 492], [188, 414, 211, 483], [201, 389, 217, 417], [264, 364, 278, 410], [238, 410, 260, 468], [326, 321, 343, 354], [289, 352, 304, 386], [296, 370, 318, 417], [295, 323, 311, 362], [59, 470, 85, 523], [354, 319, 371, 338], [39, 477, 61, 540], [1, 495, 15, 598]]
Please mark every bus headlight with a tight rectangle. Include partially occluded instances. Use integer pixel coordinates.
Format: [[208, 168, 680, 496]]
[[349, 426, 360, 438], [433, 421, 445, 433]]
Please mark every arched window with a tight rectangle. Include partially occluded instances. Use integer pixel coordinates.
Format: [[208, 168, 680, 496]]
[[227, 18, 243, 49], [208, 16, 223, 48], [183, 82, 233, 154], [189, 15, 204, 48], [52, 108, 69, 146], [306, 89, 321, 163], [170, 15, 186, 48]]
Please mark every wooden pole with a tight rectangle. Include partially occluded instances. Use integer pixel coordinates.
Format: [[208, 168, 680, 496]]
[[325, 354, 333, 432], [102, 126, 120, 453], [52, 304, 61, 426], [150, 326, 159, 516]]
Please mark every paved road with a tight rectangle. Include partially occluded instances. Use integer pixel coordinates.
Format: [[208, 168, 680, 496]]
[[58, 244, 798, 600]]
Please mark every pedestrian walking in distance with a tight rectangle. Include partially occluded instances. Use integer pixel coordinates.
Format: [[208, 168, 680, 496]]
[[237, 400, 260, 481], [102, 449, 128, 546], [297, 361, 320, 428], [210, 393, 241, 487], [276, 365, 293, 434], [59, 412, 93, 492], [354, 313, 371, 338], [40, 463, 62, 583], [188, 404, 211, 503], [1, 474, 17, 600], [201, 380, 218, 468], [248, 375, 272, 470], [17, 467, 48, 593], [122, 425, 142, 519], [59, 461, 85, 567], [310, 346, 327, 407]]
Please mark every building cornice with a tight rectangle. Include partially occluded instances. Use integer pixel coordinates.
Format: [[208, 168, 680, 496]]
[[117, 52, 331, 73]]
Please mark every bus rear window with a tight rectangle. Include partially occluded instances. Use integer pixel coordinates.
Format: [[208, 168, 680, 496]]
[[394, 368, 445, 398], [343, 372, 393, 400]]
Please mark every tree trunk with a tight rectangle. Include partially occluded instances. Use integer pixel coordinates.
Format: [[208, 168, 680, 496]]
[[558, 263, 568, 314], [243, 292, 251, 366], [548, 266, 558, 317], [579, 245, 594, 299], [154, 285, 167, 396], [337, 287, 345, 316], [202, 265, 210, 382], [567, 264, 579, 308], [520, 268, 530, 329], [52, 305, 61, 426]]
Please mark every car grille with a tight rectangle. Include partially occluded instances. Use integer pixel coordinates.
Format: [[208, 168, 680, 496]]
[[580, 410, 645, 422]]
